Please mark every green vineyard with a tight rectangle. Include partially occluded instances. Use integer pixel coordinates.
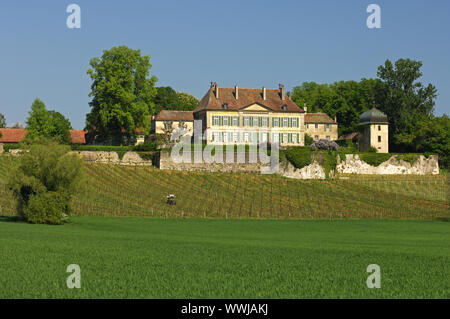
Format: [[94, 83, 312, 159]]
[[0, 156, 448, 219]]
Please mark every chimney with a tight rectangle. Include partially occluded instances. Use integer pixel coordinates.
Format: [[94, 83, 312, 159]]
[[262, 86, 266, 100], [211, 82, 219, 98], [303, 103, 307, 113], [279, 84, 285, 100], [334, 115, 337, 122], [235, 84, 239, 100]]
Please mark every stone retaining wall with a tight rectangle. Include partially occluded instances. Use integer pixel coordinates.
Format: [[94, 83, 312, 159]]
[[158, 151, 269, 173], [336, 154, 439, 175], [70, 151, 153, 166]]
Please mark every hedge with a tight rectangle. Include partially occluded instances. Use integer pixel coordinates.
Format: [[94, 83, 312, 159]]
[[3, 144, 21, 152]]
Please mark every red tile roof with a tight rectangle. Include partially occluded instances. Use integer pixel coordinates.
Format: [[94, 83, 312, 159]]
[[340, 132, 359, 140], [0, 128, 27, 143], [0, 128, 86, 144], [69, 130, 86, 144], [154, 110, 194, 121], [194, 85, 304, 113], [305, 113, 336, 124]]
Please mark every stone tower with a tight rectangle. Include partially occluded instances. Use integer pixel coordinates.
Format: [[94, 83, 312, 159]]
[[358, 107, 389, 153]]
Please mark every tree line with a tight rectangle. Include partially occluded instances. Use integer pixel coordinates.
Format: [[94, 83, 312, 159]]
[[290, 59, 449, 167], [1, 46, 448, 167]]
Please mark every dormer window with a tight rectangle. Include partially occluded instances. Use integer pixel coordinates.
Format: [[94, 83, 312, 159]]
[[281, 105, 287, 111], [222, 103, 228, 110]]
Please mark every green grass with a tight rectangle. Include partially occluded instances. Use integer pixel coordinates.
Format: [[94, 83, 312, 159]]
[[0, 216, 449, 298]]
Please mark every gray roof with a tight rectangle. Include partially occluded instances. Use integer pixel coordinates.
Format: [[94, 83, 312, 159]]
[[358, 107, 388, 125]]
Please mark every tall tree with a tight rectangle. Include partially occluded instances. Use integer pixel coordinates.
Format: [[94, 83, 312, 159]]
[[176, 92, 199, 110], [26, 98, 72, 144], [291, 82, 331, 113], [85, 46, 158, 145], [153, 87, 199, 114], [154, 87, 179, 114], [377, 58, 437, 152], [0, 113, 6, 128], [413, 115, 450, 168]]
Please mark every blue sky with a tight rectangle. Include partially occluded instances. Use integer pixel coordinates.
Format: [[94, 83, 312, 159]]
[[0, 0, 449, 129]]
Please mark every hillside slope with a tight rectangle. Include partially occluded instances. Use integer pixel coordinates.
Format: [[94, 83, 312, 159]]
[[0, 157, 448, 219]]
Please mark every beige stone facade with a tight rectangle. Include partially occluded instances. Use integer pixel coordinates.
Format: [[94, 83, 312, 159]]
[[305, 123, 338, 141], [194, 83, 306, 146], [154, 120, 194, 135], [360, 124, 389, 153], [202, 106, 305, 146], [304, 112, 338, 141]]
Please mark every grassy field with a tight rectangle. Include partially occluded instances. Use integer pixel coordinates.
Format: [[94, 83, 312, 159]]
[[0, 216, 449, 298], [0, 157, 448, 219], [0, 156, 448, 298]]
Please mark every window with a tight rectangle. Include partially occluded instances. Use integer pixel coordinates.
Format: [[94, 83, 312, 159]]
[[244, 132, 250, 143], [213, 131, 220, 142], [292, 133, 297, 143], [326, 136, 330, 141], [315, 124, 319, 131], [253, 117, 259, 127], [233, 132, 239, 142], [282, 117, 288, 127], [325, 124, 331, 132], [292, 118, 298, 128], [378, 136, 381, 142], [272, 133, 279, 143], [223, 132, 228, 143], [233, 117, 239, 126], [262, 117, 268, 127], [306, 124, 309, 129], [314, 135, 319, 140], [223, 116, 229, 126], [273, 117, 279, 127], [244, 117, 250, 126], [261, 132, 268, 142], [283, 133, 288, 143], [213, 116, 219, 126], [378, 125, 381, 131]]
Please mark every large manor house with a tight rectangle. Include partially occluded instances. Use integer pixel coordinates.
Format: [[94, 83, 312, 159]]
[[152, 82, 388, 152], [153, 83, 341, 147], [0, 83, 389, 153]]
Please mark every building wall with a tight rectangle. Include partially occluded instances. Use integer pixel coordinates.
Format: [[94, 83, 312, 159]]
[[369, 124, 389, 153], [154, 120, 194, 135], [305, 123, 338, 141], [201, 108, 305, 146], [358, 124, 389, 153]]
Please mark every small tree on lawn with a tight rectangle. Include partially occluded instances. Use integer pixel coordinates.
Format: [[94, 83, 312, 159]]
[[8, 140, 84, 225]]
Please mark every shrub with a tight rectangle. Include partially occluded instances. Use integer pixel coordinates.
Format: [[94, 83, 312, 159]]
[[8, 141, 84, 225], [285, 147, 312, 169], [310, 139, 339, 151], [304, 134, 314, 146], [133, 141, 158, 152], [4, 144, 21, 152], [138, 152, 156, 161], [360, 153, 392, 166], [23, 191, 71, 225], [367, 146, 378, 153]]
